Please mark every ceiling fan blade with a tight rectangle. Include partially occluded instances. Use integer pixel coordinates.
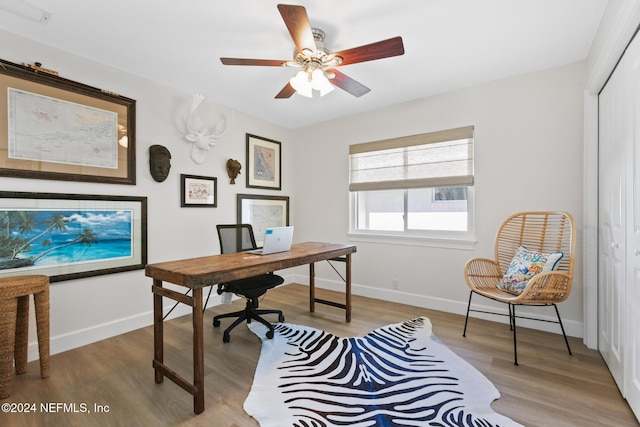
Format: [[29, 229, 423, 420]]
[[328, 69, 371, 97], [277, 4, 316, 53], [220, 58, 286, 66], [333, 36, 405, 66], [275, 82, 296, 99]]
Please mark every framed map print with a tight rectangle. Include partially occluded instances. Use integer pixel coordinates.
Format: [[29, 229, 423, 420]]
[[237, 194, 289, 247], [246, 133, 281, 190], [0, 58, 136, 185]]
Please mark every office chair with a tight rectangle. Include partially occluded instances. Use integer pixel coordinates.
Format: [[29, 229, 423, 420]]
[[463, 211, 575, 365], [212, 224, 285, 343]]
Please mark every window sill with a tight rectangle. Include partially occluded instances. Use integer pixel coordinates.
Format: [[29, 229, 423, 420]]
[[347, 231, 477, 250]]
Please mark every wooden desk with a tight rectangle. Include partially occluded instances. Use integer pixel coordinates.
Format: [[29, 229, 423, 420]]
[[145, 242, 356, 414]]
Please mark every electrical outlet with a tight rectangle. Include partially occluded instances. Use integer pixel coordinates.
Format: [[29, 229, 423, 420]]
[[392, 279, 399, 290]]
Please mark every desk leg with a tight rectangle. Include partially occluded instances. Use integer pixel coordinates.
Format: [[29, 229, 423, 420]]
[[153, 279, 164, 384], [346, 253, 352, 323], [192, 287, 204, 414], [309, 262, 315, 313]]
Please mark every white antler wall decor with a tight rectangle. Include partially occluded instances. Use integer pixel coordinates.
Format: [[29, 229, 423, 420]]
[[183, 94, 233, 164]]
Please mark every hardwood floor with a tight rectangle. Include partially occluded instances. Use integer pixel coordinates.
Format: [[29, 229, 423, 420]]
[[1, 283, 637, 426]]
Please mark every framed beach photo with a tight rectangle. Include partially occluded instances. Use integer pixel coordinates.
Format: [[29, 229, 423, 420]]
[[246, 134, 281, 190], [180, 174, 217, 207], [0, 191, 147, 282], [237, 194, 289, 247]]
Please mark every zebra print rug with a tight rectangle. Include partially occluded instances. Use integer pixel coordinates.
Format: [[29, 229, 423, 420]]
[[245, 317, 522, 427]]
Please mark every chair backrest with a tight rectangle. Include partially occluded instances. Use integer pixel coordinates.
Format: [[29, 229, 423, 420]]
[[495, 211, 575, 279], [217, 224, 258, 254]]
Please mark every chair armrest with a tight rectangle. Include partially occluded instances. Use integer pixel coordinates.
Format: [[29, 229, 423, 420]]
[[464, 258, 503, 291], [513, 271, 572, 304]]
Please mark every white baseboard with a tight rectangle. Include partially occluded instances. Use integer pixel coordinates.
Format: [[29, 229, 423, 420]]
[[292, 274, 584, 338], [28, 274, 582, 361], [28, 292, 222, 362]]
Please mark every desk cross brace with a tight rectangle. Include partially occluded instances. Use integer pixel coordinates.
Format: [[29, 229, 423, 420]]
[[161, 286, 215, 321], [309, 256, 351, 322]]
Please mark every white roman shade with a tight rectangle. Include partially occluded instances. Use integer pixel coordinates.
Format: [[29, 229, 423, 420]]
[[349, 126, 474, 191]]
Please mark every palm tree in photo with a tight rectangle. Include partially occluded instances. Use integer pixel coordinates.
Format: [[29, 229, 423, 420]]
[[9, 211, 38, 257], [15, 211, 37, 235], [0, 211, 12, 235], [0, 212, 28, 260], [14, 213, 69, 257], [31, 228, 98, 264]]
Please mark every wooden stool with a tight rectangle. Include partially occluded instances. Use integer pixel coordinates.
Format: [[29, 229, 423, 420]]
[[0, 275, 50, 399]]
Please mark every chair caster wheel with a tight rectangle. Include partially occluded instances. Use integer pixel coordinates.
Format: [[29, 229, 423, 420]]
[[266, 330, 274, 339], [223, 333, 230, 343], [213, 319, 220, 327], [278, 314, 285, 322]]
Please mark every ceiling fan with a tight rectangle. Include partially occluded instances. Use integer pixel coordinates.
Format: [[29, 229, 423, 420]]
[[220, 4, 405, 99]]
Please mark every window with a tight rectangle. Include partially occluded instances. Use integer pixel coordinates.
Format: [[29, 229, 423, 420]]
[[349, 126, 474, 246]]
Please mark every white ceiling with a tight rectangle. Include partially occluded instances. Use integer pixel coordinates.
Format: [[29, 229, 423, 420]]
[[0, 0, 608, 129]]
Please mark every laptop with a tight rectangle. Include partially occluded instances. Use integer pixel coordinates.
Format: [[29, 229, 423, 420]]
[[248, 226, 294, 255]]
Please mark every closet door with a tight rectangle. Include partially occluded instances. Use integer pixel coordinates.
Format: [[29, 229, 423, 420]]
[[599, 30, 640, 421], [625, 31, 640, 419], [598, 61, 627, 392]]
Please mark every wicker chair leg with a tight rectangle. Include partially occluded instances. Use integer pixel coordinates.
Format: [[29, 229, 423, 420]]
[[462, 291, 473, 337], [507, 304, 513, 331], [34, 288, 50, 379], [511, 304, 518, 366], [554, 304, 572, 356], [0, 297, 18, 399]]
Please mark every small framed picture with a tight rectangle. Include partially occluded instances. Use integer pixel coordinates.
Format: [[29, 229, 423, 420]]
[[246, 133, 281, 190], [180, 174, 217, 207]]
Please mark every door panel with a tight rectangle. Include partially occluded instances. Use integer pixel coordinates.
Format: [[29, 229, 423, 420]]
[[598, 56, 626, 391], [599, 29, 640, 422], [626, 32, 640, 421]]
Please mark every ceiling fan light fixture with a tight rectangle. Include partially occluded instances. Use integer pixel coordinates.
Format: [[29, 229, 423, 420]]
[[289, 69, 334, 98], [310, 69, 325, 89], [290, 70, 313, 97], [311, 69, 334, 95]]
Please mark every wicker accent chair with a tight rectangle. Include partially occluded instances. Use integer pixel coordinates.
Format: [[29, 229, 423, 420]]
[[0, 275, 50, 398], [462, 211, 575, 365]]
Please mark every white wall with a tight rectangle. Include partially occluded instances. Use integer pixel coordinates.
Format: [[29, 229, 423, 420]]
[[2, 25, 589, 361], [291, 61, 587, 337], [0, 29, 295, 359]]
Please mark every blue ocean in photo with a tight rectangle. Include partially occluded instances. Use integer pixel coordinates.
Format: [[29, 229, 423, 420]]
[[2, 209, 133, 268], [20, 235, 132, 265]]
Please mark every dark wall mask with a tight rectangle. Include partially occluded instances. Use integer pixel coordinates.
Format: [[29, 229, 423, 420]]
[[149, 145, 172, 182]]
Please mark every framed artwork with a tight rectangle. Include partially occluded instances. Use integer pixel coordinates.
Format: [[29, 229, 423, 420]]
[[0, 191, 147, 282], [0, 58, 136, 185], [180, 174, 217, 207], [246, 133, 281, 190], [237, 194, 289, 246]]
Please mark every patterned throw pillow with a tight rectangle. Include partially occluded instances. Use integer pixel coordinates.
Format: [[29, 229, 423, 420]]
[[496, 246, 563, 295]]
